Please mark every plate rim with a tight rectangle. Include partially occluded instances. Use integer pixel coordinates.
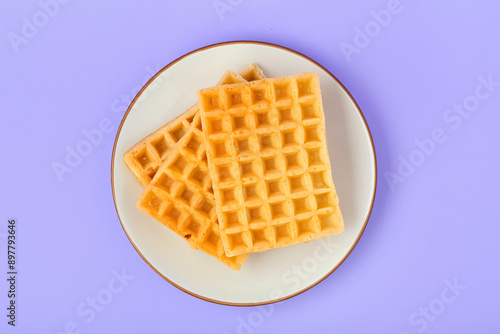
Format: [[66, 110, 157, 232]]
[[111, 40, 377, 307]]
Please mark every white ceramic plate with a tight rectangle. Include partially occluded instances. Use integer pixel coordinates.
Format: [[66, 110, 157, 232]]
[[112, 41, 376, 306]]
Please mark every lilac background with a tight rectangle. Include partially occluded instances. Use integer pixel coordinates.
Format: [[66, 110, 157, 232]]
[[1, 0, 500, 333]]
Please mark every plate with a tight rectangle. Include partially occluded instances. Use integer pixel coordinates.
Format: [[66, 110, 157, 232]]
[[111, 41, 376, 306]]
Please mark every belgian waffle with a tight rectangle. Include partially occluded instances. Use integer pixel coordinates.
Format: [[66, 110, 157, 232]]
[[198, 72, 344, 257], [124, 64, 266, 187], [136, 68, 266, 270]]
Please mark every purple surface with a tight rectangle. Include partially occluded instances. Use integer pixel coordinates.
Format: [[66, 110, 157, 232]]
[[1, 0, 500, 333]]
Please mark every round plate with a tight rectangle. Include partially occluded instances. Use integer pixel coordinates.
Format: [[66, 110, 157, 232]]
[[112, 41, 376, 306]]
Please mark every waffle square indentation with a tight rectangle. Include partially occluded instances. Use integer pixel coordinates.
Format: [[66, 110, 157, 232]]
[[236, 137, 252, 154], [172, 155, 188, 173], [231, 114, 248, 131], [266, 178, 286, 198], [307, 148, 323, 167], [164, 205, 182, 225], [188, 166, 206, 186], [212, 140, 230, 158], [258, 133, 279, 152], [297, 76, 314, 97], [251, 84, 270, 104], [288, 174, 307, 194], [271, 201, 291, 221], [255, 110, 273, 129], [310, 171, 329, 190], [282, 128, 300, 148], [186, 135, 201, 155], [222, 189, 237, 205], [157, 174, 175, 193], [296, 218, 315, 236], [278, 106, 296, 125], [304, 124, 321, 143], [136, 150, 150, 168], [293, 195, 313, 215], [274, 82, 291, 101], [152, 136, 169, 157], [274, 223, 293, 244], [315, 192, 334, 210], [199, 93, 220, 111], [206, 117, 224, 135], [216, 164, 234, 182], [247, 206, 263, 224], [171, 125, 187, 142], [300, 101, 320, 121], [239, 160, 260, 179], [223, 210, 245, 229], [179, 186, 195, 206], [197, 199, 213, 217], [251, 228, 272, 247]]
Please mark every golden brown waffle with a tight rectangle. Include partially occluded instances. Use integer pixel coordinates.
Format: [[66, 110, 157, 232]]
[[123, 64, 266, 187], [136, 68, 267, 271], [198, 72, 344, 257]]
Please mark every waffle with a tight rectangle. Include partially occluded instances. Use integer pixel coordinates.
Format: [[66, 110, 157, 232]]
[[124, 64, 266, 187], [198, 72, 344, 257], [136, 68, 267, 271]]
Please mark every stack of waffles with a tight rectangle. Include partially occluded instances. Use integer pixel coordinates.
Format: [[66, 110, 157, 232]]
[[124, 64, 344, 271]]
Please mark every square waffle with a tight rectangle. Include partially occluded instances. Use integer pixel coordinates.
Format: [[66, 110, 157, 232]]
[[198, 72, 344, 257], [136, 68, 266, 270], [124, 64, 266, 187]]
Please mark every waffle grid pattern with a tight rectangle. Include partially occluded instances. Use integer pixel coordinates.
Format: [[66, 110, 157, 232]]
[[124, 64, 266, 187], [199, 73, 344, 257]]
